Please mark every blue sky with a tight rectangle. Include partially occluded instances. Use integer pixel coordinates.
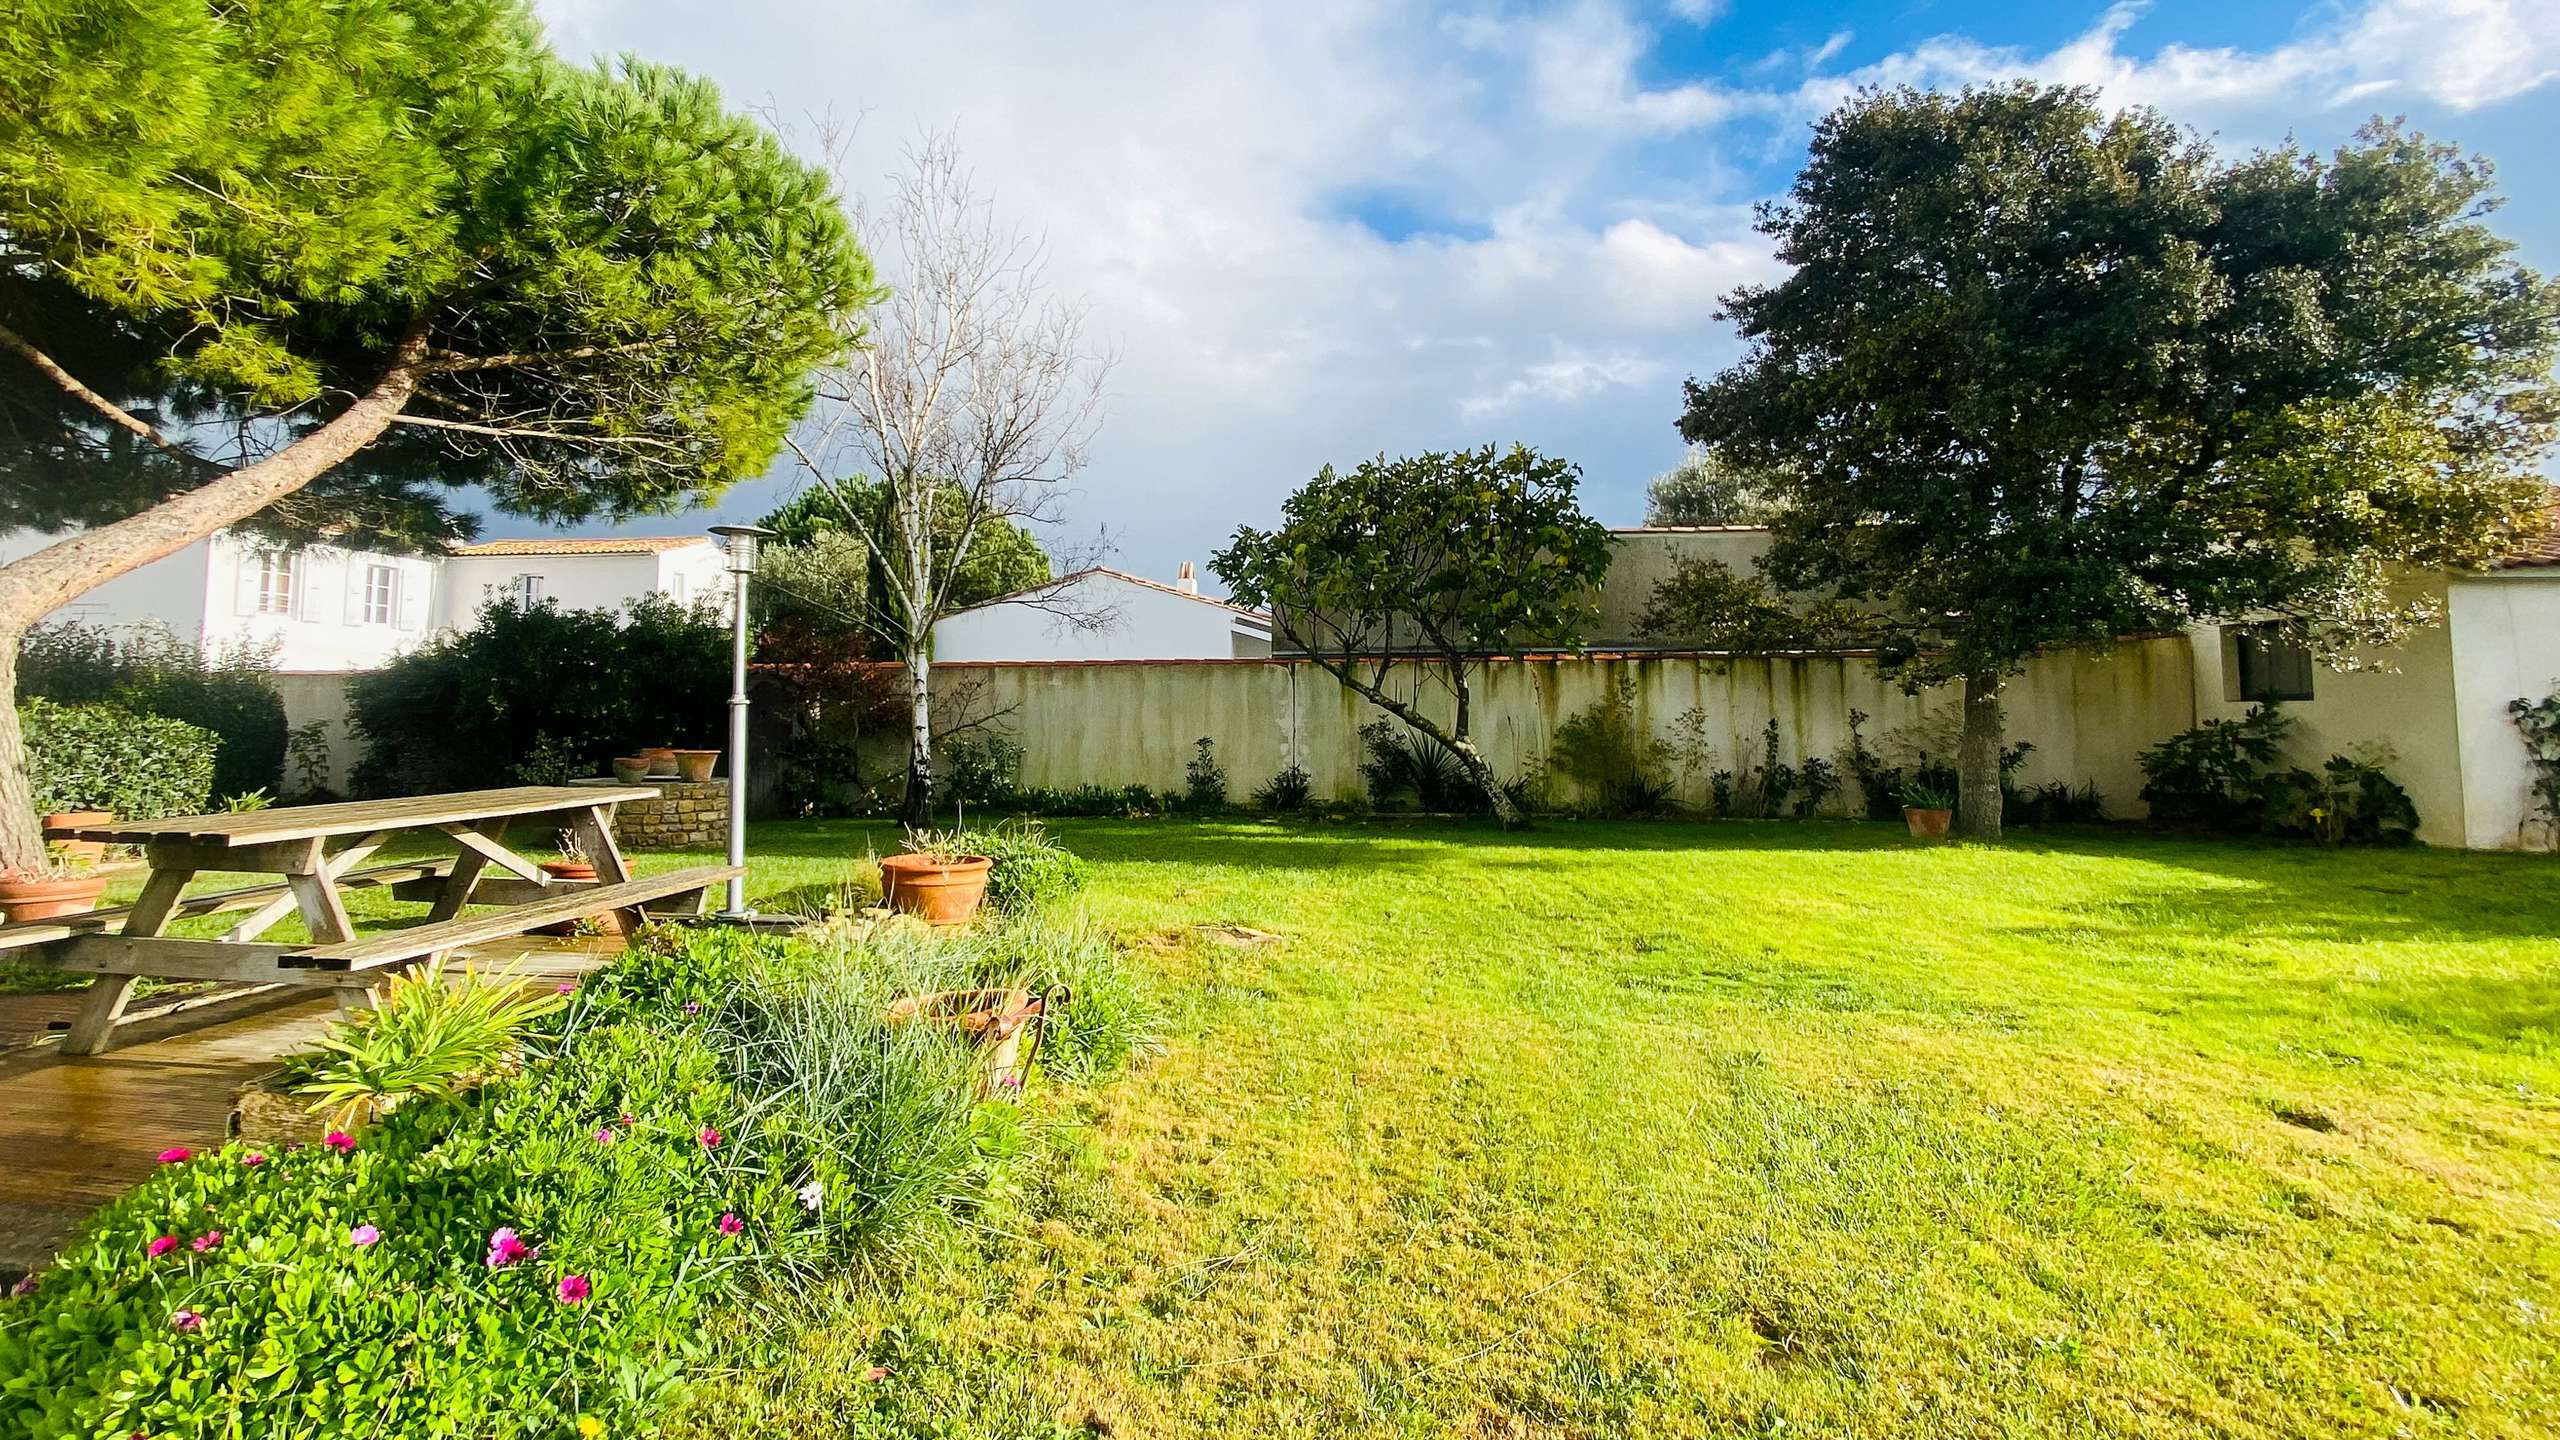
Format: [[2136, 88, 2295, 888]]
[[522, 0, 2560, 583]]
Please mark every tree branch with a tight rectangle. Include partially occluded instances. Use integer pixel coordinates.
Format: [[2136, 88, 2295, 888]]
[[0, 318, 222, 472]]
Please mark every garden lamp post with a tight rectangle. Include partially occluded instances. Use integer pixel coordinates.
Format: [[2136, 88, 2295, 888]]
[[708, 523, 774, 919]]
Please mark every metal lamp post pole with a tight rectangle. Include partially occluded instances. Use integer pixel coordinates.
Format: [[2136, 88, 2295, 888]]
[[709, 524, 773, 919]]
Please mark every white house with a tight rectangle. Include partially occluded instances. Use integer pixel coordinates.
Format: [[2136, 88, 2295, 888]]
[[0, 528, 730, 672], [933, 564, 1273, 662]]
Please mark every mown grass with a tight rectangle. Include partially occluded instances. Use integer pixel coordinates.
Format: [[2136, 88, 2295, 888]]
[[30, 817, 2560, 1436], [681, 819, 2558, 1439]]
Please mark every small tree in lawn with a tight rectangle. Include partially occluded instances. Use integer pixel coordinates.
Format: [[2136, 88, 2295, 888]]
[[0, 0, 873, 870], [1680, 84, 2558, 839], [1213, 445, 1612, 827], [785, 136, 1108, 827]]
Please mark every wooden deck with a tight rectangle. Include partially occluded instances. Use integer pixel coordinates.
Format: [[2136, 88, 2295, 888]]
[[0, 935, 621, 1278]]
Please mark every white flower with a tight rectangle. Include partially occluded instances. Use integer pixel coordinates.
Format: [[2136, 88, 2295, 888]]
[[797, 1180, 824, 1212]]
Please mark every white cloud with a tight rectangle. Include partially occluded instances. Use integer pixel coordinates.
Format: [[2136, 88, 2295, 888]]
[[526, 0, 2559, 568]]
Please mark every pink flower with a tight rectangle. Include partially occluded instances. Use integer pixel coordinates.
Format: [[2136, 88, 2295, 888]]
[[595, 1128, 618, 1145], [239, 1151, 267, 1168], [681, 1002, 701, 1015], [485, 1227, 533, 1269], [147, 1235, 180, 1259], [348, 1224, 380, 1248], [697, 1127, 721, 1150], [156, 1147, 191, 1164], [170, 1308, 204, 1333], [716, 1212, 744, 1236], [556, 1274, 591, 1303], [9, 1273, 38, 1297], [618, 1111, 634, 1126], [555, 982, 576, 995], [191, 1231, 222, 1254], [322, 1130, 357, 1153]]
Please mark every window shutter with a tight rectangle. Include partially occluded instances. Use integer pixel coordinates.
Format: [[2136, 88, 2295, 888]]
[[397, 567, 427, 631], [233, 550, 262, 616], [294, 553, 326, 623], [346, 561, 371, 624]]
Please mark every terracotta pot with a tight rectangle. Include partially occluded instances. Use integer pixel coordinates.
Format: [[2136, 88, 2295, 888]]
[[41, 809, 112, 866], [0, 870, 109, 922], [642, 746, 678, 778], [536, 859, 601, 935], [610, 756, 651, 784], [885, 984, 1066, 1094], [877, 852, 994, 926], [1904, 806, 1953, 840], [672, 748, 719, 783]]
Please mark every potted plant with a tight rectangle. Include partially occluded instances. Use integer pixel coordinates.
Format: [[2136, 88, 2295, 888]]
[[885, 983, 1066, 1095], [40, 809, 113, 866], [877, 848, 995, 925], [641, 745, 678, 778], [672, 746, 720, 783], [610, 755, 652, 784], [1899, 782, 1955, 840], [0, 844, 110, 922], [536, 832, 600, 934]]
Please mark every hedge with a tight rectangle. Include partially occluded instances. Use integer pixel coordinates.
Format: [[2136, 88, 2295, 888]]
[[23, 698, 217, 821], [20, 625, 286, 802]]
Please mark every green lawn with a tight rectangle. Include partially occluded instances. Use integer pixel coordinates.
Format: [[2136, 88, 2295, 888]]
[[30, 818, 2560, 1436], [690, 819, 2557, 1439]]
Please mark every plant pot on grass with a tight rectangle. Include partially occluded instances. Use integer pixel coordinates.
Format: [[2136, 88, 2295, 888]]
[[41, 810, 112, 866], [672, 747, 720, 783], [1898, 785, 1956, 840], [610, 756, 651, 784], [877, 852, 994, 926], [885, 984, 1066, 1095], [0, 866, 109, 922]]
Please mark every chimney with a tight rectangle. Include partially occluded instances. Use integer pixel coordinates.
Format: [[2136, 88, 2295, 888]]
[[1176, 561, 1198, 595]]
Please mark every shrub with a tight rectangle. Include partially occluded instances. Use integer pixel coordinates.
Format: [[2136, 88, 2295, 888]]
[[2510, 687, 2560, 839], [21, 623, 285, 799], [1360, 720, 1496, 813], [964, 918, 1162, 1085], [1251, 762, 1314, 812], [907, 819, 1089, 915], [2259, 751, 2419, 845], [2138, 705, 2291, 828], [1548, 679, 1675, 816], [348, 595, 729, 796], [288, 959, 569, 1126], [938, 732, 1024, 807], [22, 698, 217, 820], [1183, 737, 1228, 810]]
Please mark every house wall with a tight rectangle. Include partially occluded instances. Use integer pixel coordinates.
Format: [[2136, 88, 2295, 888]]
[[201, 533, 437, 669], [0, 530, 212, 642], [2447, 572, 2560, 849], [934, 573, 1269, 661], [437, 548, 721, 628], [1593, 529, 1775, 647], [2182, 580, 2468, 846], [928, 639, 2197, 812], [272, 669, 365, 798]]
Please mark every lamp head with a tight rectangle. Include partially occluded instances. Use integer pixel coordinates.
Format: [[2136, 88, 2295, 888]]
[[709, 523, 776, 576]]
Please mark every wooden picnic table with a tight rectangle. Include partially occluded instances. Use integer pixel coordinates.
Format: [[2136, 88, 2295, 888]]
[[7, 785, 738, 1055]]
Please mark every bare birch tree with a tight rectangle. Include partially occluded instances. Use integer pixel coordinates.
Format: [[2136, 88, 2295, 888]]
[[786, 135, 1110, 826]]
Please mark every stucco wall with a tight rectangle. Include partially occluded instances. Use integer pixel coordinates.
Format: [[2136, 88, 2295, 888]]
[[2183, 583, 2467, 846], [202, 533, 437, 670], [1592, 529, 1775, 647], [1, 530, 212, 645], [933, 639, 2197, 814], [272, 669, 365, 798], [2447, 572, 2560, 849], [436, 546, 726, 629], [935, 572, 1268, 661]]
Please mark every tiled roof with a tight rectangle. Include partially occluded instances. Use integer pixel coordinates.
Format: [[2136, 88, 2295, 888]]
[[448, 536, 712, 557], [2495, 508, 2560, 569]]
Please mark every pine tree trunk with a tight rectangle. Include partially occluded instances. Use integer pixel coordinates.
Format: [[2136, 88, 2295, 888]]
[[0, 634, 40, 871], [1955, 669, 2005, 841], [0, 321, 431, 871]]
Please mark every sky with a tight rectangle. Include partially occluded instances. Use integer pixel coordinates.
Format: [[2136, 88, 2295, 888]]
[[517, 0, 2560, 585]]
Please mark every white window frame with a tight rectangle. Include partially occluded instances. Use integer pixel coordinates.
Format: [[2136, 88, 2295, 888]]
[[254, 551, 296, 616], [362, 563, 399, 625], [513, 573, 546, 606]]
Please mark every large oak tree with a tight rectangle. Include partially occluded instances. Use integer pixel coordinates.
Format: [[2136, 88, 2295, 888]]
[[0, 0, 874, 868], [1680, 85, 2557, 839]]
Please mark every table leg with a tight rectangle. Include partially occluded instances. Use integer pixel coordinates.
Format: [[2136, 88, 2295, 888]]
[[561, 803, 645, 931], [63, 867, 194, 1056], [428, 819, 508, 922]]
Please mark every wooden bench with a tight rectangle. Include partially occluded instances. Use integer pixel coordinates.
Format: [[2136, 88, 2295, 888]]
[[281, 865, 743, 971], [0, 860, 458, 954]]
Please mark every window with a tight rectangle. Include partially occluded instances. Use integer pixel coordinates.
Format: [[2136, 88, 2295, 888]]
[[2227, 622, 2315, 702], [513, 574, 546, 606], [363, 564, 398, 625], [254, 552, 295, 616]]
